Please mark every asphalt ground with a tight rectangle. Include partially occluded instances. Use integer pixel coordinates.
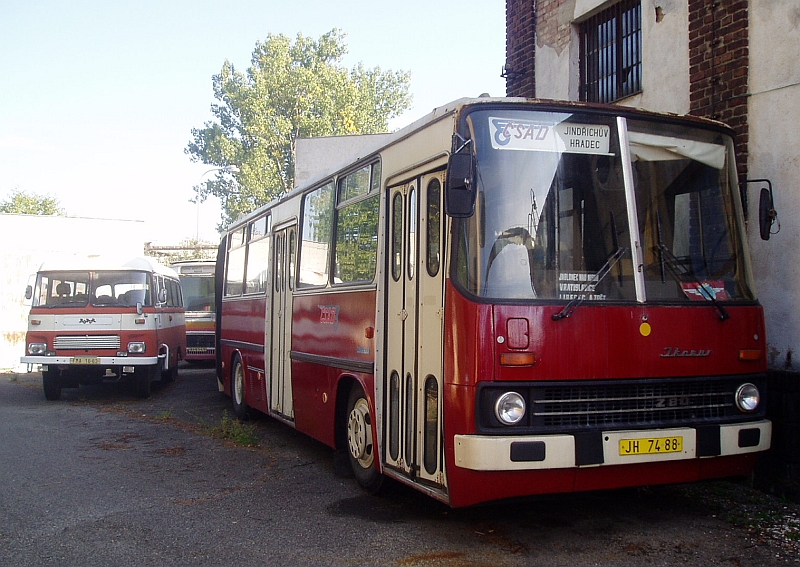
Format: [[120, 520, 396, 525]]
[[1, 364, 798, 566]]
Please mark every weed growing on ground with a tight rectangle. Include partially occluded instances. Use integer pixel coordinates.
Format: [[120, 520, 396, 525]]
[[206, 411, 259, 447]]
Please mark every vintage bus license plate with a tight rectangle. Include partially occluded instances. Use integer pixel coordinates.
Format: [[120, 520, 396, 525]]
[[619, 436, 683, 456], [71, 357, 100, 364]]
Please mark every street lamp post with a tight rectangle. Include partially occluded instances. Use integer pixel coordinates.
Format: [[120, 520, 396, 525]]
[[196, 165, 239, 240]]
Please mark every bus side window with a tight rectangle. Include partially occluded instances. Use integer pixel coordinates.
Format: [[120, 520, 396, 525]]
[[225, 227, 246, 296], [298, 181, 335, 287]]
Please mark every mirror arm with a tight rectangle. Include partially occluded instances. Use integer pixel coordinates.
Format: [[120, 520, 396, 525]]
[[452, 133, 472, 155]]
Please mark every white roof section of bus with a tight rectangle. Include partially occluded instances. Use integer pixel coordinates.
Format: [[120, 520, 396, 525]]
[[36, 256, 179, 278]]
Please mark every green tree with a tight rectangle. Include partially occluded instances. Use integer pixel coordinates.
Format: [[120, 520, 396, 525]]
[[186, 29, 412, 228], [0, 190, 64, 215]]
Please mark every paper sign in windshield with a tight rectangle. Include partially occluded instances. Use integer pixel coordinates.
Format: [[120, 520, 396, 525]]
[[489, 117, 611, 155]]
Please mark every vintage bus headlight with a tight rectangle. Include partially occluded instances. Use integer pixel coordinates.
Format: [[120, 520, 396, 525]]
[[28, 343, 47, 355], [127, 341, 146, 354], [735, 383, 760, 412], [494, 391, 526, 425]]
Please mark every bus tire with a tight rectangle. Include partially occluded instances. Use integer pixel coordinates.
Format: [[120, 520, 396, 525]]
[[161, 361, 177, 383], [231, 356, 249, 420], [42, 370, 62, 401], [135, 366, 153, 399], [346, 385, 383, 493]]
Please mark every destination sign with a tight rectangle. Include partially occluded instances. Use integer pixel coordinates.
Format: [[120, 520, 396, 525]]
[[489, 117, 611, 155]]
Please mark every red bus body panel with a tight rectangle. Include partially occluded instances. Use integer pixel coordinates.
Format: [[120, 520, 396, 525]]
[[291, 290, 377, 447], [442, 280, 767, 507], [219, 296, 267, 407]]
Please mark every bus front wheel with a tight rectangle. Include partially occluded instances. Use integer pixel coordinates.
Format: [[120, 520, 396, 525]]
[[231, 356, 249, 420], [135, 366, 153, 399], [346, 385, 383, 493], [42, 370, 62, 401]]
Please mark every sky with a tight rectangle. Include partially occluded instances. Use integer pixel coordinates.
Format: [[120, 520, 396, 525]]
[[1, 0, 507, 244]]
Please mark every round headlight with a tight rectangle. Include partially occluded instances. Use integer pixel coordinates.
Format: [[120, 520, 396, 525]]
[[494, 391, 526, 425], [735, 383, 760, 412]]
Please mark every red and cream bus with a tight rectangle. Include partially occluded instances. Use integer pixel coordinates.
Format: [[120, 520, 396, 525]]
[[171, 260, 216, 362], [22, 256, 185, 399], [216, 98, 771, 507]]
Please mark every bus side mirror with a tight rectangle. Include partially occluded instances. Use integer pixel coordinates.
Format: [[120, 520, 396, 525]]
[[158, 288, 168, 305], [25, 285, 33, 300], [759, 186, 777, 241], [445, 153, 476, 218]]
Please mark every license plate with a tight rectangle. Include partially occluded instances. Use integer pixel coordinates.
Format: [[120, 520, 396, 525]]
[[619, 436, 683, 456], [71, 357, 100, 365]]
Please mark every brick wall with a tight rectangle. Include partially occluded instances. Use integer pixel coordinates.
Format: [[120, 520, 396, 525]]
[[757, 372, 800, 500], [688, 0, 750, 183], [505, 0, 537, 97]]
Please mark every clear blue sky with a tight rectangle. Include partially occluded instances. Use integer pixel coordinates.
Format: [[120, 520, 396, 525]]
[[1, 0, 507, 244]]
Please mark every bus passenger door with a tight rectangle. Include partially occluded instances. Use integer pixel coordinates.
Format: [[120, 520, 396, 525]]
[[270, 225, 296, 420], [385, 173, 446, 489]]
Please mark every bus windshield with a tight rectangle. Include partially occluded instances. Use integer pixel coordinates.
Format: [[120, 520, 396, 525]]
[[453, 109, 756, 304], [179, 274, 215, 313], [33, 271, 152, 308]]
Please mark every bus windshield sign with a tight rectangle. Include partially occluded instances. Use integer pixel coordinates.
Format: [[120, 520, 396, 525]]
[[489, 117, 611, 155]]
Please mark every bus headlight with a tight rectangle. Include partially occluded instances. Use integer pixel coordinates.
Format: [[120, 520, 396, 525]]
[[494, 391, 526, 425], [735, 383, 760, 412], [127, 342, 146, 354], [28, 343, 47, 355]]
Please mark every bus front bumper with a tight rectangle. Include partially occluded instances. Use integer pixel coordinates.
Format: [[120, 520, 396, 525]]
[[21, 356, 160, 367], [454, 420, 771, 471]]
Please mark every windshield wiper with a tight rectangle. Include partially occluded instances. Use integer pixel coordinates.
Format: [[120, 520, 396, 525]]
[[552, 246, 627, 321], [654, 243, 730, 321], [654, 211, 729, 321]]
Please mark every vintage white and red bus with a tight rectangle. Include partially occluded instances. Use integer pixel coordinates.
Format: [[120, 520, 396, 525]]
[[171, 260, 216, 362], [22, 256, 185, 399], [216, 98, 771, 507]]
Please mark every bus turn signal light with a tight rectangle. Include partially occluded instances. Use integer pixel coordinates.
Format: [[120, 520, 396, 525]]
[[500, 353, 536, 367], [739, 349, 762, 361]]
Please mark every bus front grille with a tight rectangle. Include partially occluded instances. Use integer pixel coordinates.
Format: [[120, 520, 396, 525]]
[[478, 376, 766, 433], [535, 380, 732, 428], [54, 335, 121, 350]]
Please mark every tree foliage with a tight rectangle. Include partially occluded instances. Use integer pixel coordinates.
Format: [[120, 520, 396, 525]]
[[0, 190, 64, 215], [186, 29, 412, 228]]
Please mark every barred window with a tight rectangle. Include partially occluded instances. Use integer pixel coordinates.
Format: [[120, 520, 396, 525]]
[[580, 0, 642, 103]]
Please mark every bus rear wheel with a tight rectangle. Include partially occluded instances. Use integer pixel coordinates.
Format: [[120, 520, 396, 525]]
[[231, 356, 249, 420], [346, 385, 383, 493], [42, 370, 62, 401]]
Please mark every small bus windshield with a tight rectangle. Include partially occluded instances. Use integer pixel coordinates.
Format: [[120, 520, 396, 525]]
[[33, 271, 152, 308], [179, 274, 215, 312]]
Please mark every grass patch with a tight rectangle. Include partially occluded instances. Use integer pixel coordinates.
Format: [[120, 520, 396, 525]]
[[206, 412, 259, 447], [156, 409, 173, 420]]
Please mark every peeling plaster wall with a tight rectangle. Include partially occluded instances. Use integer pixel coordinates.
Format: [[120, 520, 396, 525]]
[[638, 0, 689, 113], [534, 0, 689, 112], [746, 0, 800, 371]]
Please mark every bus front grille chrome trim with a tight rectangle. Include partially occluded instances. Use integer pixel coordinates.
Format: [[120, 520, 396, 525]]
[[54, 335, 121, 350]]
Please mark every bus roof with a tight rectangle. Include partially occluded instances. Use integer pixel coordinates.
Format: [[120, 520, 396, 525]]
[[35, 256, 179, 278]]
